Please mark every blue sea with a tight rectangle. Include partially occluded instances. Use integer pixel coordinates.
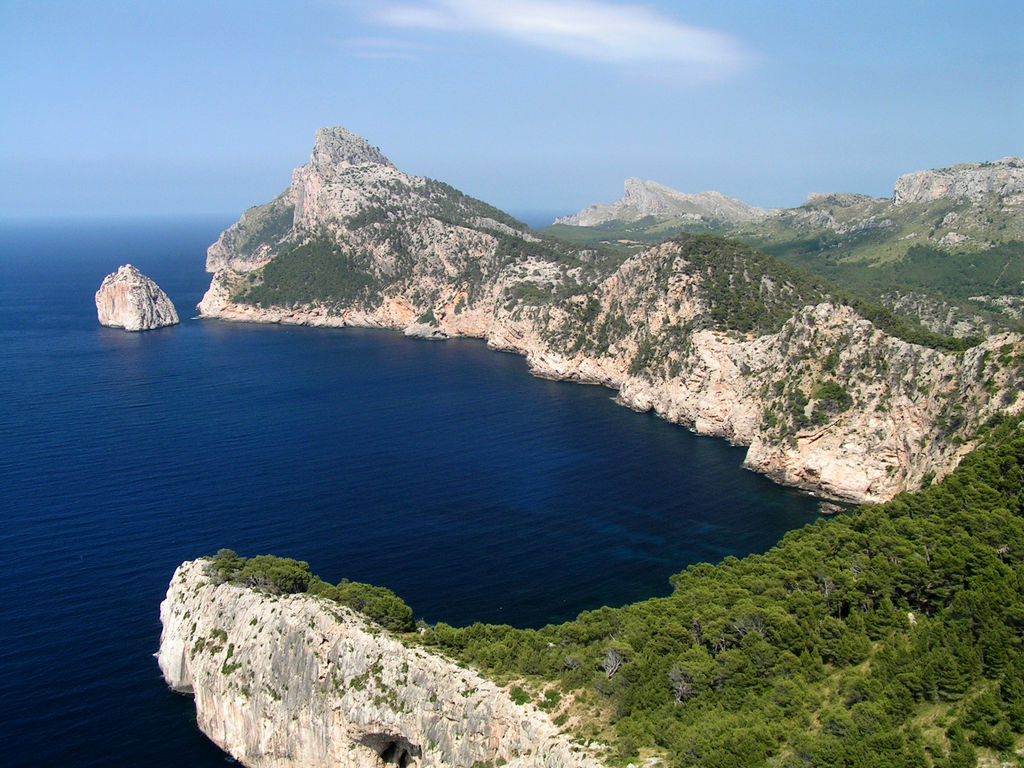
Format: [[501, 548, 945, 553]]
[[0, 218, 821, 767]]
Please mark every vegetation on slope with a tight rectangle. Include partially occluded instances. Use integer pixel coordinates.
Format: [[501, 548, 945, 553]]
[[753, 239, 1024, 339], [869, 241, 1024, 305], [542, 197, 1024, 337], [654, 234, 828, 336], [231, 196, 297, 257], [539, 232, 975, 367], [421, 177, 529, 232], [234, 236, 383, 309], [416, 417, 1024, 767], [207, 550, 415, 632]]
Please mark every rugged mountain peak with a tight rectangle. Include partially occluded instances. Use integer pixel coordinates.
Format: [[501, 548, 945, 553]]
[[556, 178, 768, 226], [621, 177, 693, 214], [204, 125, 537, 282], [309, 126, 394, 175], [622, 176, 668, 203], [204, 127, 403, 275], [95, 264, 179, 331], [893, 156, 1024, 205]]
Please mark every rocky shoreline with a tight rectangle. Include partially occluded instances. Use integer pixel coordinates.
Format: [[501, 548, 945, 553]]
[[195, 289, 1020, 506]]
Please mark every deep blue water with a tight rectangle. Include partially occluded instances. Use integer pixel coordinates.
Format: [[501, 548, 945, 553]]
[[0, 218, 820, 767]]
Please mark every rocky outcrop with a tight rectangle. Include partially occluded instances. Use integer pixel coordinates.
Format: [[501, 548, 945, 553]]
[[196, 127, 1024, 504], [95, 264, 179, 331], [893, 157, 1024, 205], [159, 560, 603, 768], [555, 178, 770, 226]]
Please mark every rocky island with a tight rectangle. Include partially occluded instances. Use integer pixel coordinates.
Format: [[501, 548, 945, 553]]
[[195, 127, 1023, 504], [95, 264, 179, 331]]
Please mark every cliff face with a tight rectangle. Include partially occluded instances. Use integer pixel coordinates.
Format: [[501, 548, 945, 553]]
[[893, 157, 1024, 205], [159, 560, 602, 768], [197, 127, 1024, 504], [95, 264, 179, 331]]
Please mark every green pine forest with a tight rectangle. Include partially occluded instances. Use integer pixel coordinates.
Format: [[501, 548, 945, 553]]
[[214, 415, 1024, 767]]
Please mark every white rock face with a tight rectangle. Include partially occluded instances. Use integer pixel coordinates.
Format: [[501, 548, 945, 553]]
[[309, 125, 394, 175], [95, 264, 179, 331], [893, 157, 1024, 205], [159, 560, 604, 768], [555, 178, 770, 226]]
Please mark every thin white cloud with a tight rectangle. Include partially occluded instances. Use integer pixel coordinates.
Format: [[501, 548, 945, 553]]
[[371, 0, 750, 78]]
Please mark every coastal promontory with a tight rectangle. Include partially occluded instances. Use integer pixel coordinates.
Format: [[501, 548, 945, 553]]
[[158, 558, 603, 768], [194, 126, 1024, 504], [95, 264, 179, 331]]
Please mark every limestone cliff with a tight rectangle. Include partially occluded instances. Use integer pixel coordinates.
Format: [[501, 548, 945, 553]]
[[893, 157, 1024, 205], [158, 560, 603, 768], [95, 264, 179, 331], [197, 127, 1024, 504], [555, 178, 770, 227]]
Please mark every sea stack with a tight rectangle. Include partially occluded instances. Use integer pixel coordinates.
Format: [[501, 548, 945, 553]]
[[95, 264, 179, 331]]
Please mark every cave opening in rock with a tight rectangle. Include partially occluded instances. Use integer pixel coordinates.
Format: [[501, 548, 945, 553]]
[[379, 741, 411, 767], [357, 733, 420, 768]]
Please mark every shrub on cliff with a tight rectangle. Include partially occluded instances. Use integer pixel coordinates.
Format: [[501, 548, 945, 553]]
[[205, 550, 414, 632], [207, 551, 312, 594], [308, 577, 415, 632], [208, 548, 245, 583]]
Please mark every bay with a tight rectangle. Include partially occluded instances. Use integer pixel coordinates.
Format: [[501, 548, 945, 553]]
[[0, 218, 820, 767]]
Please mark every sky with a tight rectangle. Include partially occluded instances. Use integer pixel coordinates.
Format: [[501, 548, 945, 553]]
[[2, 0, 1021, 221]]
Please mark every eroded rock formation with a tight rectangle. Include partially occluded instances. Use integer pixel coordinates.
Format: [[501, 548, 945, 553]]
[[158, 560, 603, 768], [95, 264, 179, 331]]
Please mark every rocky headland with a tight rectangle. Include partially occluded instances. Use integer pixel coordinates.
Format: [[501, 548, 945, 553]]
[[158, 559, 603, 768], [196, 127, 1024, 504], [95, 264, 179, 331]]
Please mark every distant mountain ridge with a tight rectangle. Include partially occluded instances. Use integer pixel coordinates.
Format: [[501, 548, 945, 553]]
[[558, 157, 1024, 226], [561, 156, 1024, 224], [555, 178, 771, 227]]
